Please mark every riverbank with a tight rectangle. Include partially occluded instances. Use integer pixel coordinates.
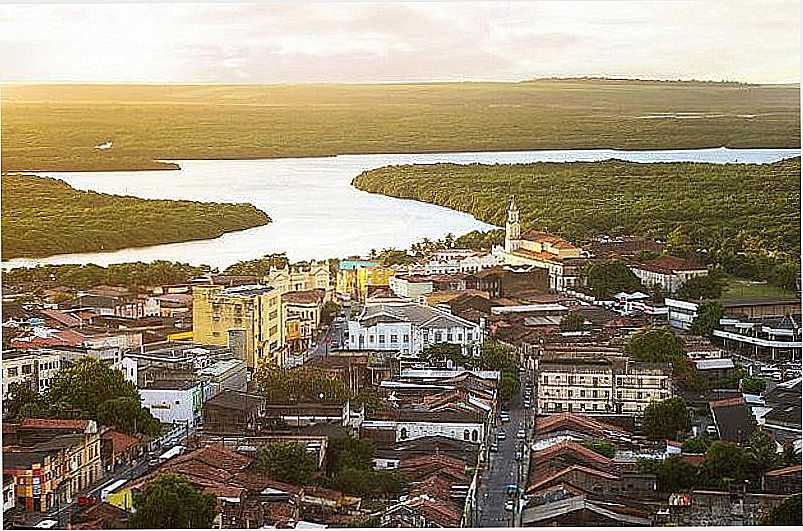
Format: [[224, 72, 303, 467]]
[[3, 79, 799, 172], [1, 174, 271, 260]]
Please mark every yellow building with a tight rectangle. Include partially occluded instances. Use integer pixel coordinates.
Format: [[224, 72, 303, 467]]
[[264, 260, 331, 295], [336, 260, 395, 301], [192, 284, 285, 369]]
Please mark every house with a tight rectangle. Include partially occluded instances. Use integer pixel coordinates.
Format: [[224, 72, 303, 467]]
[[423, 249, 502, 275], [59, 291, 160, 319], [101, 430, 143, 473], [521, 490, 652, 527], [378, 493, 463, 527], [3, 475, 14, 514], [336, 260, 394, 301], [709, 396, 756, 443], [694, 358, 736, 387], [667, 489, 792, 526], [4, 419, 104, 512], [70, 501, 130, 529], [202, 390, 267, 434], [282, 289, 326, 354], [192, 284, 285, 369], [495, 197, 588, 291], [347, 301, 483, 357], [628, 255, 707, 294], [389, 275, 434, 299], [762, 464, 802, 495], [372, 436, 480, 470]]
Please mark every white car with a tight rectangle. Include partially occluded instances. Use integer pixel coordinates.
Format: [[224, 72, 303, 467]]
[[497, 430, 507, 440], [516, 429, 526, 439], [504, 500, 515, 512]]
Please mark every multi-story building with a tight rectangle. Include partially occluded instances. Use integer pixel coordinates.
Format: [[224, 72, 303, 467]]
[[59, 291, 160, 319], [389, 275, 435, 299], [495, 197, 587, 291], [4, 419, 103, 512], [282, 289, 326, 354], [192, 284, 284, 369], [537, 356, 672, 415], [336, 260, 395, 301], [347, 301, 483, 357], [139, 380, 205, 428], [614, 362, 674, 414], [264, 261, 330, 294], [1, 350, 61, 400], [629, 256, 708, 294]]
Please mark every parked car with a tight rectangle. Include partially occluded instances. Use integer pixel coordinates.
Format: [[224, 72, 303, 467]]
[[504, 500, 515, 512], [500, 413, 510, 422], [506, 484, 519, 496], [515, 450, 523, 461], [706, 425, 719, 437], [490, 442, 499, 453], [516, 429, 526, 439], [497, 430, 506, 440]]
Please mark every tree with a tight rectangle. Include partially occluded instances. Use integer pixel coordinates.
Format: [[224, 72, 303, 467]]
[[224, 253, 289, 277], [638, 455, 699, 493], [329, 467, 406, 499], [254, 443, 318, 484], [741, 376, 767, 394], [682, 435, 712, 454], [254, 365, 351, 403], [666, 226, 696, 257], [582, 440, 616, 458], [677, 269, 727, 300], [560, 312, 588, 332], [97, 397, 161, 436], [625, 326, 685, 363], [4, 380, 43, 420], [748, 430, 783, 477], [421, 342, 465, 368], [762, 493, 802, 526], [584, 260, 643, 299], [641, 397, 691, 440], [326, 436, 375, 476], [130, 474, 217, 529], [689, 302, 724, 336], [498, 374, 520, 403], [321, 301, 340, 326], [699, 442, 755, 488], [45, 357, 139, 419], [782, 441, 801, 466]]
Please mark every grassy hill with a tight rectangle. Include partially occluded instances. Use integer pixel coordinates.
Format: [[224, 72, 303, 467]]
[[1, 174, 270, 259], [2, 79, 799, 171], [352, 157, 801, 265]]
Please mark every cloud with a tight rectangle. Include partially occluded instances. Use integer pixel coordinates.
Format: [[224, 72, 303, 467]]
[[0, 1, 798, 83]]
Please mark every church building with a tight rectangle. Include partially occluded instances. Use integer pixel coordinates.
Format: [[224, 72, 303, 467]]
[[495, 197, 588, 291]]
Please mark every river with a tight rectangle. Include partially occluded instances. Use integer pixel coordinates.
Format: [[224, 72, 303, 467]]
[[4, 147, 798, 270]]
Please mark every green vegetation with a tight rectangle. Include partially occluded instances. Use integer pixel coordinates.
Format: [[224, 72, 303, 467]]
[[762, 494, 802, 526], [641, 397, 691, 441], [581, 440, 616, 459], [254, 443, 319, 484], [682, 435, 713, 454], [741, 376, 767, 394], [324, 436, 407, 499], [625, 327, 705, 392], [584, 260, 643, 298], [1, 174, 270, 259], [353, 158, 801, 289], [721, 277, 800, 301], [253, 365, 351, 403], [222, 253, 289, 276], [13, 357, 160, 436], [2, 261, 207, 293], [560, 313, 589, 332], [677, 269, 728, 300], [131, 474, 217, 529], [640, 431, 785, 493], [689, 302, 724, 336], [3, 80, 798, 172]]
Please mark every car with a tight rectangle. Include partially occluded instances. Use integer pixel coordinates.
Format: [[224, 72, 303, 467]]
[[706, 425, 718, 437], [506, 484, 519, 496], [515, 450, 523, 461], [497, 430, 506, 440], [490, 443, 499, 453], [516, 429, 526, 439], [504, 500, 515, 512], [500, 413, 510, 422], [523, 400, 531, 408]]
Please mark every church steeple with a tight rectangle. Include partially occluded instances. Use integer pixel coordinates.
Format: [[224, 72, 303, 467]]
[[505, 195, 520, 253]]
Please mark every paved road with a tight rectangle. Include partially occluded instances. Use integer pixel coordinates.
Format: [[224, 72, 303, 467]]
[[476, 371, 534, 527], [304, 301, 356, 361]]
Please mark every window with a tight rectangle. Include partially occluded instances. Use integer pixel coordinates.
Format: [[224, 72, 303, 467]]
[[472, 430, 478, 442], [592, 390, 598, 398], [435, 332, 443, 342], [457, 334, 462, 341], [369, 335, 375, 343], [567, 389, 573, 397], [463, 430, 470, 441], [580, 390, 585, 398], [390, 335, 398, 343], [400, 427, 408, 440], [543, 375, 548, 384], [22, 365, 32, 375], [379, 335, 385, 344], [7, 367, 18, 377], [447, 333, 453, 341], [403, 334, 409, 343]]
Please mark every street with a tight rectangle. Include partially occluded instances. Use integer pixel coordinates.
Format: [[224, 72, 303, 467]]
[[476, 370, 533, 527], [303, 301, 355, 361]]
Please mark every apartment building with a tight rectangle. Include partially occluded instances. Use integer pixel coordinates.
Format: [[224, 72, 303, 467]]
[[192, 284, 284, 369], [2, 350, 61, 400], [264, 260, 330, 294], [282, 289, 326, 354], [537, 356, 672, 415]]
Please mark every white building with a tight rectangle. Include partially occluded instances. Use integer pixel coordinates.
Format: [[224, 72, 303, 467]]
[[347, 301, 483, 356], [1, 349, 61, 398], [424, 249, 502, 274], [388, 275, 434, 299], [139, 380, 206, 427], [665, 298, 700, 330], [629, 256, 708, 294]]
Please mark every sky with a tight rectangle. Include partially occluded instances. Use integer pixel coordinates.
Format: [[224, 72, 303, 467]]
[[0, 1, 799, 84]]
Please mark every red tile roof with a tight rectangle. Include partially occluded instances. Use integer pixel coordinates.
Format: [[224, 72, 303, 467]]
[[633, 255, 706, 274], [533, 441, 613, 466], [40, 309, 82, 327], [536, 413, 632, 438], [527, 464, 619, 493], [102, 430, 141, 454], [710, 396, 745, 409], [764, 464, 802, 477], [20, 418, 89, 430]]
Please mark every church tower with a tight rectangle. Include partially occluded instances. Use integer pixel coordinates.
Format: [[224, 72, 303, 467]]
[[504, 195, 520, 253]]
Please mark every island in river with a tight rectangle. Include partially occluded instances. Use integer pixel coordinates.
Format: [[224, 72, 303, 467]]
[[0, 174, 270, 260]]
